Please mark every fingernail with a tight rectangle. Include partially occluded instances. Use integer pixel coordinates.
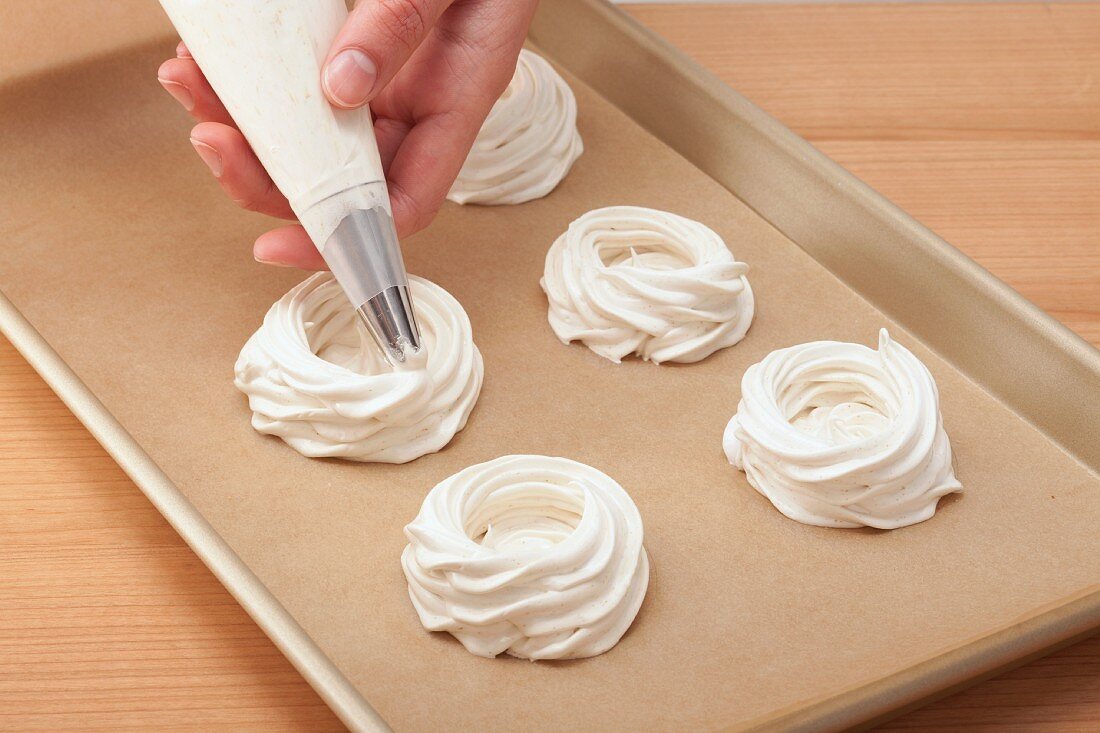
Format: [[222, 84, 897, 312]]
[[190, 138, 223, 177], [323, 49, 376, 108], [254, 246, 293, 267], [254, 255, 293, 267], [176, 41, 191, 58], [159, 78, 194, 111]]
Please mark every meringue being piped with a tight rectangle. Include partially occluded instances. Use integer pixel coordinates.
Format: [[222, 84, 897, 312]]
[[234, 273, 482, 464]]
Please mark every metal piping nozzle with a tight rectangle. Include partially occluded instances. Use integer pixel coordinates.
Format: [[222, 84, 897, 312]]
[[357, 285, 421, 364], [322, 203, 421, 365]]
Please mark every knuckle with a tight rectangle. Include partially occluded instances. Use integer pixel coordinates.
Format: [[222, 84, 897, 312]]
[[372, 0, 428, 52], [233, 196, 262, 213], [233, 184, 274, 213]]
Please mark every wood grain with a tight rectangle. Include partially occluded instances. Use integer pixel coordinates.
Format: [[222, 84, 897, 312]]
[[1, 3, 1097, 732], [626, 2, 1100, 349], [0, 344, 345, 732]]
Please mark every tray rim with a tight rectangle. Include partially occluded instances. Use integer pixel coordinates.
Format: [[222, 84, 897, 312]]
[[1, 0, 1097, 731]]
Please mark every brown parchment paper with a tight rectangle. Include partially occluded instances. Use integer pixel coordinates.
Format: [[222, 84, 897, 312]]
[[1, 34, 1098, 733]]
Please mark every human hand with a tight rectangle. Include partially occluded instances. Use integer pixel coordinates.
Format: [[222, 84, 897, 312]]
[[157, 0, 538, 269]]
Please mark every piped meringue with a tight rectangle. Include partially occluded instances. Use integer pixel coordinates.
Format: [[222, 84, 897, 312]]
[[401, 455, 649, 660], [541, 206, 755, 364], [447, 49, 583, 206], [723, 329, 961, 529], [234, 273, 483, 464]]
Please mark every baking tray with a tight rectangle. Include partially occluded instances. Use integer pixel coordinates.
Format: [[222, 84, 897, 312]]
[[1, 1, 1097, 731]]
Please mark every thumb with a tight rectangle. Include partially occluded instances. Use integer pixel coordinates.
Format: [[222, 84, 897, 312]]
[[322, 0, 451, 109]]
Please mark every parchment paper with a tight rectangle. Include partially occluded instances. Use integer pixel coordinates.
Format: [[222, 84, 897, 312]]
[[1, 38, 1097, 732]]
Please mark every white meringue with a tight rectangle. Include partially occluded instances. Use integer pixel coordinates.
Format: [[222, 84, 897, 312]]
[[447, 49, 583, 206], [401, 455, 649, 660], [541, 206, 755, 364], [234, 273, 483, 464], [723, 329, 962, 529]]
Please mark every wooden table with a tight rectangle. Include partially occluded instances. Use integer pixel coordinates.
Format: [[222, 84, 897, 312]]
[[2, 3, 1097, 731]]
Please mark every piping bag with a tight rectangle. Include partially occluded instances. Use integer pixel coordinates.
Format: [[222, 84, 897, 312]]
[[159, 0, 421, 364]]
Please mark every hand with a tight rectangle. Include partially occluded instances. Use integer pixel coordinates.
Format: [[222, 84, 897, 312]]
[[157, 0, 538, 269]]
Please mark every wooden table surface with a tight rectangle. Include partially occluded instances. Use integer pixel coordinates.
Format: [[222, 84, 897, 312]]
[[2, 3, 1097, 731]]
